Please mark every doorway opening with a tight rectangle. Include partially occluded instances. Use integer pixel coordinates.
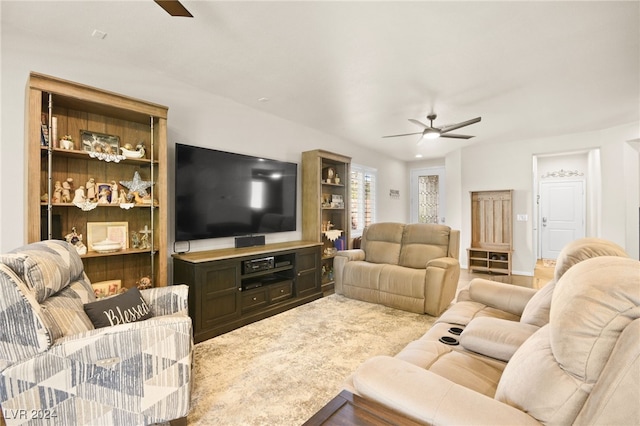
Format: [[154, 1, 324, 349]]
[[532, 149, 601, 263]]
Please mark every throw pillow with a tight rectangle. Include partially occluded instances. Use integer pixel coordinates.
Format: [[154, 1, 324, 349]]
[[7, 240, 85, 303], [84, 287, 152, 328]]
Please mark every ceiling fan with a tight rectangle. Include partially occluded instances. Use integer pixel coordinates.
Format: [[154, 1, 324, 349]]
[[154, 0, 193, 17], [383, 114, 481, 141]]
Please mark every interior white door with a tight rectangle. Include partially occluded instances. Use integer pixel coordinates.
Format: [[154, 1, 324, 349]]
[[540, 180, 585, 259]]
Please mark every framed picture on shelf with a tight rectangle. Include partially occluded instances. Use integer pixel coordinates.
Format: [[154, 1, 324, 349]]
[[331, 194, 344, 208], [96, 182, 113, 204], [87, 221, 129, 250], [80, 130, 120, 155], [91, 279, 122, 299]]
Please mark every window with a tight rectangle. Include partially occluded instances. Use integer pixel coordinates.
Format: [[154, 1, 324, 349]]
[[418, 174, 439, 223], [350, 164, 376, 236]]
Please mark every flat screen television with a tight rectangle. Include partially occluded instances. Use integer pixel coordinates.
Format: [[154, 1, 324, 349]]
[[174, 144, 297, 241]]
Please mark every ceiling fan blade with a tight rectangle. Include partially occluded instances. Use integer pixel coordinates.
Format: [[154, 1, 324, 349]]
[[408, 119, 430, 129], [154, 0, 193, 17], [382, 131, 423, 138], [441, 133, 474, 139], [440, 117, 481, 133]]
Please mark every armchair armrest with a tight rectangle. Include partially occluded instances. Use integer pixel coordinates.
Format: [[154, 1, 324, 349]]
[[333, 250, 366, 294], [424, 257, 460, 316], [353, 356, 540, 426], [460, 317, 539, 361], [426, 257, 458, 269], [458, 278, 537, 317], [141, 284, 189, 317]]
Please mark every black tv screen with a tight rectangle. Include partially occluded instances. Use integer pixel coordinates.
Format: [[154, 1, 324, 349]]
[[175, 144, 297, 241]]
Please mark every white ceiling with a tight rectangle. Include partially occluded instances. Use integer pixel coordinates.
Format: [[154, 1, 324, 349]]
[[3, 1, 639, 161]]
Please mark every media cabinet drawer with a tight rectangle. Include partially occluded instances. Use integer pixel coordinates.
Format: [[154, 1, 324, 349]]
[[269, 280, 293, 303], [242, 288, 268, 312]]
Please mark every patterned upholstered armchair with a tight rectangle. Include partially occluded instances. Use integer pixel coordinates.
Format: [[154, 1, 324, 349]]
[[0, 240, 192, 425]]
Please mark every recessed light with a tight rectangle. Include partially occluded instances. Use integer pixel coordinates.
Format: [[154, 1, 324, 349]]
[[415, 154, 423, 158], [258, 97, 270, 102]]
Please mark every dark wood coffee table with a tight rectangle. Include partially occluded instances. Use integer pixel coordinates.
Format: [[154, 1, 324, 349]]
[[303, 389, 423, 425]]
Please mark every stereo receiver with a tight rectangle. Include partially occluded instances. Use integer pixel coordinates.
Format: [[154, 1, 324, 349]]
[[243, 256, 275, 274]]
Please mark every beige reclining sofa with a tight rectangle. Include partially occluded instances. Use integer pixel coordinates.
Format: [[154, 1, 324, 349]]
[[345, 238, 638, 425], [334, 223, 460, 316]]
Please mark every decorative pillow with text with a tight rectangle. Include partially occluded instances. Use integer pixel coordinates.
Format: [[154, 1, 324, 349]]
[[84, 287, 152, 329]]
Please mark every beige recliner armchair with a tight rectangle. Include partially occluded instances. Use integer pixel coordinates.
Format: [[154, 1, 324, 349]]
[[440, 237, 629, 327], [334, 223, 460, 316], [350, 255, 640, 425]]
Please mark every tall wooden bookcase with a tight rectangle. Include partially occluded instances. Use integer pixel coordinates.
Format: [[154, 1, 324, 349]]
[[467, 189, 513, 276], [302, 150, 351, 293], [26, 72, 168, 288]]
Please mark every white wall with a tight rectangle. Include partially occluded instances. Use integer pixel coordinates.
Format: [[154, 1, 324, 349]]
[[452, 123, 640, 273], [0, 32, 409, 262], [2, 32, 638, 277]]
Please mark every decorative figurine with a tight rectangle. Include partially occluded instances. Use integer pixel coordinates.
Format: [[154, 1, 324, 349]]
[[60, 135, 74, 150], [110, 181, 119, 204], [52, 181, 62, 203], [61, 178, 73, 203], [64, 226, 87, 256], [120, 142, 146, 159], [131, 231, 140, 249], [86, 178, 96, 202], [72, 186, 86, 204], [139, 225, 151, 250], [118, 189, 129, 203], [136, 276, 152, 290]]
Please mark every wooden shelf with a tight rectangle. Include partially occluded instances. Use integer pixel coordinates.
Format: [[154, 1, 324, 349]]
[[81, 248, 155, 259], [40, 146, 159, 165], [468, 248, 513, 276], [27, 72, 168, 289], [302, 150, 351, 293], [468, 190, 513, 276]]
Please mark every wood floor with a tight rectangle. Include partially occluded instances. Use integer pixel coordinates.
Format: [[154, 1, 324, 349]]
[[459, 259, 555, 291]]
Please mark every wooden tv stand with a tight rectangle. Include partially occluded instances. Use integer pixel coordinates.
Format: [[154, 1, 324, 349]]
[[173, 241, 322, 343]]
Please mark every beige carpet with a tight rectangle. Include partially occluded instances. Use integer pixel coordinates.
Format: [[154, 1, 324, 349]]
[[188, 294, 436, 425]]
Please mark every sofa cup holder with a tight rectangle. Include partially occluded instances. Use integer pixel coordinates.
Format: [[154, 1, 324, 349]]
[[439, 336, 459, 346], [448, 327, 463, 335]]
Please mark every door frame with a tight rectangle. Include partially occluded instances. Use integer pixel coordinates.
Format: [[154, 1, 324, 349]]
[[532, 149, 601, 260], [410, 167, 446, 224]]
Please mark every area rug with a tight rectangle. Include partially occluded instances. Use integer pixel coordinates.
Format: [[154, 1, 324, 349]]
[[188, 294, 436, 425]]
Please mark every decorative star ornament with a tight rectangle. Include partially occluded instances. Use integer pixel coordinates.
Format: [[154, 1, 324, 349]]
[[119, 171, 153, 199]]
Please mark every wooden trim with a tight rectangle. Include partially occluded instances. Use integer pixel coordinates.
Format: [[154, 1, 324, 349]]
[[172, 241, 322, 264], [26, 88, 43, 243], [29, 72, 168, 121]]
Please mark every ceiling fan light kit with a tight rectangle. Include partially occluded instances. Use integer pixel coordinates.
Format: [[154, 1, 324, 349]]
[[423, 128, 441, 139]]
